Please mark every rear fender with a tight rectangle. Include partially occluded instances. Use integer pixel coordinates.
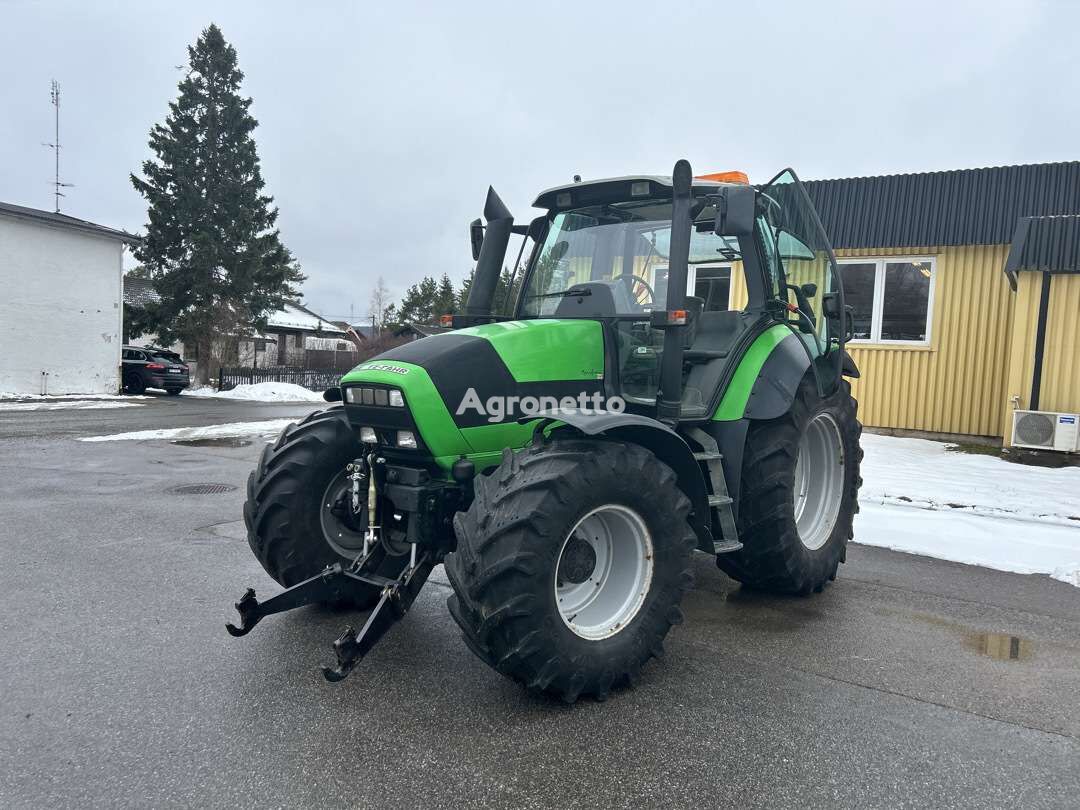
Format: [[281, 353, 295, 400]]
[[744, 333, 812, 420], [745, 341, 860, 420], [527, 409, 713, 553]]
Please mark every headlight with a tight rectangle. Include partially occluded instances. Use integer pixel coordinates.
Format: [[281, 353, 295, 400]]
[[345, 386, 405, 406], [360, 426, 377, 444], [396, 430, 417, 449]]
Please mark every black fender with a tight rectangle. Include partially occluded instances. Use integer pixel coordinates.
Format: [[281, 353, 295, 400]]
[[744, 333, 812, 420], [525, 409, 713, 552], [744, 336, 861, 420]]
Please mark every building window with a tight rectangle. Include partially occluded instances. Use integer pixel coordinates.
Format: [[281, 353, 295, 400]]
[[294, 333, 304, 348], [692, 265, 732, 311], [837, 257, 935, 344]]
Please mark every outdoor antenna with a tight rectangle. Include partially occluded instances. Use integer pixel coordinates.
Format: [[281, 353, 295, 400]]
[[42, 80, 74, 212]]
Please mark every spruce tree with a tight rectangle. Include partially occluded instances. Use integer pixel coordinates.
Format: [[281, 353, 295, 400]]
[[433, 273, 457, 318], [397, 276, 440, 324], [131, 24, 304, 383]]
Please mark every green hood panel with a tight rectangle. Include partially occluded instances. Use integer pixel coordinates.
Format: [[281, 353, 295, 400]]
[[452, 319, 605, 382]]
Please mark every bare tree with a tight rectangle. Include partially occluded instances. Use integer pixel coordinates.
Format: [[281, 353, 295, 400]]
[[369, 276, 391, 335]]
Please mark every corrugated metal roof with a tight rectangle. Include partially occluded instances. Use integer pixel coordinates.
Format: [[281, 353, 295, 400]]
[[803, 162, 1080, 249], [0, 200, 140, 244], [1005, 215, 1080, 278]]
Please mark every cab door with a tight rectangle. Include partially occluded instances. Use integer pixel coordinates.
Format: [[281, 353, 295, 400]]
[[758, 169, 846, 396]]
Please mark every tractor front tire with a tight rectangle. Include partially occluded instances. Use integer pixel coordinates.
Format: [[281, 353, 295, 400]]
[[243, 407, 403, 609], [716, 377, 862, 595], [446, 439, 696, 703]]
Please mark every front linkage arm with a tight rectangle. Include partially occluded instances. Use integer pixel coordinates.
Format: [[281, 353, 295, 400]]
[[226, 542, 435, 683]]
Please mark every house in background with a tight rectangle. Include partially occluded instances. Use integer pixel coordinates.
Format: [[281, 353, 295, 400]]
[[393, 323, 452, 341], [122, 276, 185, 355], [122, 276, 158, 339], [237, 302, 357, 368], [123, 280, 357, 375], [802, 162, 1080, 446], [0, 201, 137, 395]]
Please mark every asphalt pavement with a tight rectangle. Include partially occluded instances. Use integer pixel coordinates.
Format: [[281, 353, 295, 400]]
[[1, 395, 1078, 808]]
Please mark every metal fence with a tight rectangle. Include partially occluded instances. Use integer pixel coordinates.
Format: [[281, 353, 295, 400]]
[[218, 365, 344, 392]]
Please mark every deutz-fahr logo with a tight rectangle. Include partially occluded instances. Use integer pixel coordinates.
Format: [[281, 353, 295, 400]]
[[360, 363, 410, 375]]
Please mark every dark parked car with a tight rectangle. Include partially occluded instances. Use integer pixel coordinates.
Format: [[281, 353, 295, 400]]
[[121, 346, 190, 395]]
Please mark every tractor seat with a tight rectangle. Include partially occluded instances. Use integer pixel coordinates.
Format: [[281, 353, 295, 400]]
[[553, 281, 638, 318], [685, 310, 748, 359]]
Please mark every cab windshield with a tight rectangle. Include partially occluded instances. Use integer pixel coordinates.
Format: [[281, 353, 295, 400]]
[[520, 200, 742, 317]]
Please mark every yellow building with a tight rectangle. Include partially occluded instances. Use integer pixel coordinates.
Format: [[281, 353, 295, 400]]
[[797, 162, 1080, 445]]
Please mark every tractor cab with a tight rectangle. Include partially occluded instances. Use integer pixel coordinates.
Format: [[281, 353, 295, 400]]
[[510, 168, 850, 423]]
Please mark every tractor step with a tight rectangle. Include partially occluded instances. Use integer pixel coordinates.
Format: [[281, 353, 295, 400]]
[[683, 426, 742, 556], [226, 543, 433, 683]]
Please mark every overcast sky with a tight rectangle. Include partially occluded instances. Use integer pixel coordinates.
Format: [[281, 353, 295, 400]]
[[2, 0, 1078, 321]]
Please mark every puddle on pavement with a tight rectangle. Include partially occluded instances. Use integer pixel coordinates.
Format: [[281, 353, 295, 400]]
[[968, 632, 1033, 661], [171, 437, 252, 448], [891, 610, 1035, 662]]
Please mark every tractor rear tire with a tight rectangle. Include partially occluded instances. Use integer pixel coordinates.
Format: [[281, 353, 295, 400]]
[[243, 407, 404, 609], [445, 438, 696, 703], [716, 377, 862, 595]]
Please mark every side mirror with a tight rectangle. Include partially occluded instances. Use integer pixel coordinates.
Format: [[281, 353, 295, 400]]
[[822, 293, 855, 342], [800, 282, 818, 299], [713, 185, 755, 237], [821, 292, 840, 318], [469, 218, 484, 261]]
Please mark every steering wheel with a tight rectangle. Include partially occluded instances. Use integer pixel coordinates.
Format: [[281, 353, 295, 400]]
[[618, 274, 655, 308]]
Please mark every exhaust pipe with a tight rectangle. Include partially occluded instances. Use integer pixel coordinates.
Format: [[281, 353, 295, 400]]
[[656, 159, 693, 424], [463, 187, 514, 319]]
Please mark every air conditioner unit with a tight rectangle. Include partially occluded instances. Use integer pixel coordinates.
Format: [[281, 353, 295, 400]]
[[1011, 410, 1080, 452]]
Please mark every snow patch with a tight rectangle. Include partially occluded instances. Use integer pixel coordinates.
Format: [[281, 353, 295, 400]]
[[855, 434, 1080, 587], [79, 419, 295, 443], [185, 383, 323, 403], [0, 400, 144, 412], [1052, 566, 1080, 587], [860, 433, 1080, 526], [0, 393, 150, 401]]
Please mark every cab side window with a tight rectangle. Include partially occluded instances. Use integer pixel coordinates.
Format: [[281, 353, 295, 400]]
[[694, 265, 731, 311]]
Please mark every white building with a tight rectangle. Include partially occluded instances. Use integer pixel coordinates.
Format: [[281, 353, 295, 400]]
[[0, 202, 137, 395]]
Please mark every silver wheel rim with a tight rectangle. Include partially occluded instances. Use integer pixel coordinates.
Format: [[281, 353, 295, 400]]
[[793, 412, 845, 551], [319, 470, 366, 556], [555, 504, 654, 640]]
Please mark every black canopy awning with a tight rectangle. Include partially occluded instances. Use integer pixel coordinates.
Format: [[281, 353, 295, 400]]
[[1005, 215, 1080, 288]]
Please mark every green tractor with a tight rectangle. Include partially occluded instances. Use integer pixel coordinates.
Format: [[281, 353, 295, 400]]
[[228, 160, 863, 702]]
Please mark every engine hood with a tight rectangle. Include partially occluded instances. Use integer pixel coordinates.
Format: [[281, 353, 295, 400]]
[[338, 319, 607, 470]]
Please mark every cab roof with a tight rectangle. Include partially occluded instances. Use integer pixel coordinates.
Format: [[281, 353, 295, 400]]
[[533, 174, 748, 210]]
